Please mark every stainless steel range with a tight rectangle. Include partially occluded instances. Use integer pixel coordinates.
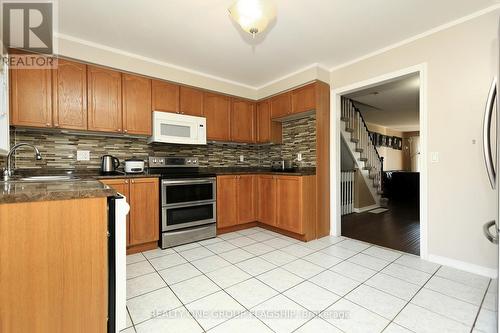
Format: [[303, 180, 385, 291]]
[[149, 156, 216, 249]]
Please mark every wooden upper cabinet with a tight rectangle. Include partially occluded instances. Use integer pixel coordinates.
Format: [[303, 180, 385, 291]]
[[291, 83, 316, 114], [257, 99, 282, 144], [129, 178, 159, 246], [203, 92, 231, 141], [238, 175, 256, 224], [152, 80, 180, 113], [101, 178, 131, 246], [122, 74, 152, 135], [180, 86, 203, 116], [257, 175, 276, 226], [270, 92, 291, 119], [52, 59, 87, 130], [10, 68, 52, 128], [87, 66, 122, 133], [217, 176, 239, 228], [276, 176, 303, 234], [231, 99, 256, 143]]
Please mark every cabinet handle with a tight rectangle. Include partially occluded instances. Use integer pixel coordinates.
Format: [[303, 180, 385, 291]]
[[54, 124, 59, 128], [117, 129, 121, 132], [125, 180, 129, 184], [46, 123, 50, 127], [131, 180, 135, 183], [124, 129, 128, 133]]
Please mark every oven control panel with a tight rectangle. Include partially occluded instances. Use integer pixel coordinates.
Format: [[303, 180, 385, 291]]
[[149, 156, 199, 168]]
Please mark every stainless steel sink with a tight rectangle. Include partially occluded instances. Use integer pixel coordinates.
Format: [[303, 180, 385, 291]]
[[19, 175, 78, 182]]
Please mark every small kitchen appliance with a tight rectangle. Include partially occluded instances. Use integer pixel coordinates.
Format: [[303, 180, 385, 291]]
[[101, 155, 120, 173], [124, 159, 145, 174]]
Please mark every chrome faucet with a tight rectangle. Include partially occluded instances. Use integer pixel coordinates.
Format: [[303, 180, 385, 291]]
[[3, 143, 42, 181]]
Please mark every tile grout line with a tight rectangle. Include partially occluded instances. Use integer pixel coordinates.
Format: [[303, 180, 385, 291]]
[[470, 278, 493, 332]]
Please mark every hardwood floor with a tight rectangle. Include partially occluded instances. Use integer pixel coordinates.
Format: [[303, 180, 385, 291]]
[[341, 201, 420, 255]]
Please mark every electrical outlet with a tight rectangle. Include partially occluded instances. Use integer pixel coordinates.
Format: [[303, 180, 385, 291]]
[[239, 155, 244, 162], [297, 153, 302, 161], [77, 150, 90, 161]]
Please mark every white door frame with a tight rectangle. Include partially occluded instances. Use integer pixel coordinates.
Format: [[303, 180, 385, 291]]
[[330, 63, 429, 259]]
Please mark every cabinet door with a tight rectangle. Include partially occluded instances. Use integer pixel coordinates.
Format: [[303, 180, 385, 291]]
[[180, 86, 203, 116], [87, 66, 122, 133], [257, 175, 276, 226], [231, 99, 256, 143], [216, 176, 238, 228], [238, 175, 256, 224], [270, 92, 291, 119], [257, 100, 282, 144], [291, 83, 316, 114], [52, 59, 87, 130], [100, 178, 131, 246], [276, 176, 303, 234], [10, 68, 52, 128], [203, 93, 231, 141], [152, 80, 179, 113], [122, 74, 152, 135], [129, 178, 159, 246]]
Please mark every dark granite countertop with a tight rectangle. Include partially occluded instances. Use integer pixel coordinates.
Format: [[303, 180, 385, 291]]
[[0, 179, 116, 204], [204, 167, 316, 176], [0, 167, 315, 204]]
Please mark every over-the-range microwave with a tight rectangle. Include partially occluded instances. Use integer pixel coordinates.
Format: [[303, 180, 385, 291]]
[[149, 111, 207, 145]]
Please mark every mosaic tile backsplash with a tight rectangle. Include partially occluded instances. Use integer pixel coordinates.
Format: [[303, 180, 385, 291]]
[[1, 114, 316, 170]]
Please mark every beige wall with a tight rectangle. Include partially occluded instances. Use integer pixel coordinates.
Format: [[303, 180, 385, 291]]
[[331, 10, 499, 272], [366, 123, 406, 171]]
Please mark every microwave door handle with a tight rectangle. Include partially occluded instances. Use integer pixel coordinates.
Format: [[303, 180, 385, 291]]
[[483, 78, 497, 189]]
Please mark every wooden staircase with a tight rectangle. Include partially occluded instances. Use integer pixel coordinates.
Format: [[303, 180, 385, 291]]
[[341, 97, 385, 208]]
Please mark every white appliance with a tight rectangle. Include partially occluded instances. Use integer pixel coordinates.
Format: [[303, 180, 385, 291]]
[[113, 195, 129, 332], [482, 70, 499, 330], [0, 58, 9, 155], [149, 111, 207, 145], [124, 159, 145, 173]]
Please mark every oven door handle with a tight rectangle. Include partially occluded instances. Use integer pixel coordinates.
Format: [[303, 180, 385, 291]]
[[162, 178, 216, 185], [164, 200, 216, 208]]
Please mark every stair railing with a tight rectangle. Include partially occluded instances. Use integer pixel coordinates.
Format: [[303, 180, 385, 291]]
[[341, 97, 384, 194]]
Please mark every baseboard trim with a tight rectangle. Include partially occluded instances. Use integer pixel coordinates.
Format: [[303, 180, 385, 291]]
[[427, 254, 497, 278], [353, 204, 379, 213]]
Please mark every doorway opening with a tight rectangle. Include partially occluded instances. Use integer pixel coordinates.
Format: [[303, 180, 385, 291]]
[[333, 67, 426, 257]]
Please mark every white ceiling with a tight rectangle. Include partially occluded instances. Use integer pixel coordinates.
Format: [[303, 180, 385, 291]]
[[58, 0, 496, 87], [347, 74, 420, 132]]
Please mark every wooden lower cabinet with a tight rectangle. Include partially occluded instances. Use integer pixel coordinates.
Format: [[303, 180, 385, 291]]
[[101, 177, 159, 251], [101, 178, 131, 245], [216, 176, 239, 228], [256, 175, 276, 226], [218, 174, 316, 239], [0, 197, 108, 333], [237, 175, 256, 224]]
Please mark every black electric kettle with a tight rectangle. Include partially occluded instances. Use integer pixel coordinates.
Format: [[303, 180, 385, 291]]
[[101, 155, 120, 173]]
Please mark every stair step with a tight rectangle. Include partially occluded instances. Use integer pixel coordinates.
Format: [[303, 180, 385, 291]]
[[369, 174, 376, 179], [377, 190, 384, 195], [351, 138, 359, 143], [359, 157, 368, 162], [345, 128, 355, 133], [363, 166, 373, 170], [355, 148, 364, 153], [341, 116, 349, 122]]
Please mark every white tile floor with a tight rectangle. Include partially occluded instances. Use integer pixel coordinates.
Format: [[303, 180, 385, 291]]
[[122, 228, 496, 333]]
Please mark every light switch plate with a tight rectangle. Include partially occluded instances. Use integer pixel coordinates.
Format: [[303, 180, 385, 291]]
[[431, 152, 439, 163], [239, 155, 244, 162], [297, 153, 303, 161], [77, 150, 90, 161]]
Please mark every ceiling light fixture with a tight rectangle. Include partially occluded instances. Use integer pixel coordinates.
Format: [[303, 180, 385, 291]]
[[228, 0, 277, 38]]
